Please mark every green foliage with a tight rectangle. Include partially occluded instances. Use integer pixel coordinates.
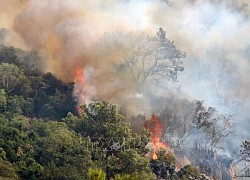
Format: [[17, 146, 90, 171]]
[[150, 150, 176, 179], [113, 174, 131, 180], [0, 89, 7, 111], [76, 102, 154, 179], [113, 172, 154, 180], [0, 63, 25, 93], [0, 148, 7, 160], [151, 150, 176, 166], [88, 168, 106, 180], [16, 157, 43, 180], [7, 96, 33, 115], [62, 112, 80, 130], [178, 165, 200, 179], [30, 119, 92, 179], [23, 51, 44, 71], [0, 159, 19, 180], [0, 46, 170, 180], [0, 48, 76, 120], [38, 89, 75, 119], [0, 46, 21, 66]]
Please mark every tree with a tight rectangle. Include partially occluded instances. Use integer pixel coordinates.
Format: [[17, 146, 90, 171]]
[[73, 102, 154, 179], [0, 46, 22, 66], [7, 95, 34, 115], [113, 172, 152, 180], [234, 141, 250, 178], [158, 99, 234, 150], [28, 76, 47, 100], [150, 150, 176, 179], [23, 50, 44, 71], [38, 89, 75, 120], [178, 165, 200, 179], [88, 168, 106, 180], [29, 119, 92, 180], [191, 101, 234, 150], [241, 140, 250, 162], [99, 28, 185, 87], [0, 63, 25, 93], [0, 89, 7, 112], [0, 159, 19, 179]]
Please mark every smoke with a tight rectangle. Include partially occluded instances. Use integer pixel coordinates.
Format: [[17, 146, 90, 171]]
[[0, 0, 28, 47], [0, 0, 250, 154], [11, 0, 155, 79]]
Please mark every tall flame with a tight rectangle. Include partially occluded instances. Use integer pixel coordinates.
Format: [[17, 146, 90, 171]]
[[73, 65, 86, 113], [145, 114, 168, 159]]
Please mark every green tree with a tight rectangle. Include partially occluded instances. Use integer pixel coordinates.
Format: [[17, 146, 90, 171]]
[[7, 95, 34, 115], [113, 172, 152, 180], [16, 157, 43, 180], [178, 165, 200, 179], [38, 89, 75, 120], [0, 46, 22, 66], [88, 168, 106, 180], [29, 119, 92, 180], [0, 159, 19, 180], [76, 102, 154, 179], [0, 63, 25, 93], [150, 150, 176, 179], [0, 89, 7, 112]]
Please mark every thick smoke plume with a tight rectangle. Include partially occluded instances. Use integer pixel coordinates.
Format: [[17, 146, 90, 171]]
[[0, 0, 250, 157]]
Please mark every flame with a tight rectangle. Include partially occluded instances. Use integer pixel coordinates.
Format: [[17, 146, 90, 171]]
[[73, 65, 96, 114], [229, 163, 237, 180], [175, 162, 181, 171], [145, 114, 168, 159], [152, 151, 157, 160], [73, 65, 86, 114]]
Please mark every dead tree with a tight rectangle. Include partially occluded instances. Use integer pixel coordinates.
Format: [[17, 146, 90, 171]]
[[99, 28, 185, 88], [191, 101, 234, 150]]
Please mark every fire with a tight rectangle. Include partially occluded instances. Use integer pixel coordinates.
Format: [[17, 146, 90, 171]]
[[73, 65, 86, 113], [145, 114, 168, 159], [229, 163, 237, 180], [73, 65, 96, 114], [152, 151, 157, 160], [175, 162, 181, 171]]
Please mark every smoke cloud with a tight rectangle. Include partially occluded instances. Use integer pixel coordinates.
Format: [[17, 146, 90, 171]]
[[0, 0, 249, 155]]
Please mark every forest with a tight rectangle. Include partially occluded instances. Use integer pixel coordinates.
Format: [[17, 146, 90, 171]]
[[0, 45, 203, 179], [0, 31, 248, 180], [0, 0, 250, 180]]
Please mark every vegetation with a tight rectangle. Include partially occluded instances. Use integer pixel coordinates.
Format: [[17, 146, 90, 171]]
[[0, 44, 208, 179], [0, 46, 157, 179], [99, 28, 185, 87]]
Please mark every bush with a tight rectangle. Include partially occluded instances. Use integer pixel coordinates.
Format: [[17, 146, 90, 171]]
[[88, 168, 106, 180]]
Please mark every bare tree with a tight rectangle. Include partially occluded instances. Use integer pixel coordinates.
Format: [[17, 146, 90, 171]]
[[156, 99, 234, 150], [99, 28, 185, 87], [191, 101, 234, 150]]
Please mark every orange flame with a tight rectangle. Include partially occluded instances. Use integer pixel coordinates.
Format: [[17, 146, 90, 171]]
[[73, 65, 86, 114], [145, 114, 168, 159], [152, 151, 157, 160], [175, 162, 181, 171]]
